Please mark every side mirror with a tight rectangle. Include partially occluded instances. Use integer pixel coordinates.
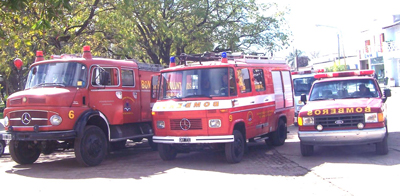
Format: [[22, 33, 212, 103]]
[[384, 88, 391, 98], [100, 71, 110, 85], [300, 94, 307, 104]]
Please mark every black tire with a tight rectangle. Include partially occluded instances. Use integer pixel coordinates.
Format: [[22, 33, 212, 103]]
[[74, 125, 107, 167], [0, 140, 5, 158], [266, 119, 287, 146], [147, 137, 158, 151], [300, 142, 314, 156], [41, 141, 58, 155], [110, 140, 127, 151], [376, 134, 388, 155], [9, 140, 41, 164], [225, 130, 245, 163], [158, 143, 177, 161]]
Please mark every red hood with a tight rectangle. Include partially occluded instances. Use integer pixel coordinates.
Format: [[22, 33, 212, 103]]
[[299, 98, 383, 116], [7, 87, 76, 107]]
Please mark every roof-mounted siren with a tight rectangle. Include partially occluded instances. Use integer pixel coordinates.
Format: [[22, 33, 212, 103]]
[[314, 70, 375, 79], [169, 56, 176, 67], [35, 51, 44, 62], [221, 52, 228, 63], [82, 45, 92, 59]]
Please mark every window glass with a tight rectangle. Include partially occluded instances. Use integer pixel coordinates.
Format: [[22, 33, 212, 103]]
[[282, 71, 294, 107], [237, 68, 251, 93], [253, 69, 266, 92], [122, 69, 134, 86], [92, 67, 119, 86]]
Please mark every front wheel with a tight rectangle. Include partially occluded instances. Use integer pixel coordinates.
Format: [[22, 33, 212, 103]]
[[74, 125, 107, 167], [9, 141, 41, 164], [0, 140, 6, 158], [158, 143, 177, 161], [300, 142, 314, 156], [225, 130, 245, 163]]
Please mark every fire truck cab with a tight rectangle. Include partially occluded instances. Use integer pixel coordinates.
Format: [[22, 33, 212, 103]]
[[0, 46, 163, 166], [298, 70, 391, 156], [151, 52, 294, 163], [291, 69, 324, 125]]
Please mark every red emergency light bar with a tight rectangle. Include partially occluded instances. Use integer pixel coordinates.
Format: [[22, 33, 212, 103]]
[[314, 70, 375, 79], [291, 69, 324, 75]]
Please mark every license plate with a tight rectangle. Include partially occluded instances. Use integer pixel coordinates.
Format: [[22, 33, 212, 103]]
[[2, 134, 12, 141], [179, 137, 191, 142]]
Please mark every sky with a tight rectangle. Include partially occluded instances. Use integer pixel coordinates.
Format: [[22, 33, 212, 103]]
[[270, 0, 400, 58]]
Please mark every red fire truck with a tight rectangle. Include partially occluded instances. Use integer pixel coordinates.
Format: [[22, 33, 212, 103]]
[[298, 70, 391, 156], [0, 46, 163, 166], [151, 52, 294, 163]]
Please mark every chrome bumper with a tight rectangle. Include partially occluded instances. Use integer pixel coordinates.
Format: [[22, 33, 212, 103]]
[[153, 135, 234, 144], [298, 127, 387, 146]]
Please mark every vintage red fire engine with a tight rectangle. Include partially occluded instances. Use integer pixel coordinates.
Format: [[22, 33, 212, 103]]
[[151, 52, 294, 163], [297, 70, 391, 156], [0, 46, 163, 166]]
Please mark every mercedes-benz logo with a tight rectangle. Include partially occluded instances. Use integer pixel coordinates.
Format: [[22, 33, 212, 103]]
[[21, 112, 32, 125], [180, 118, 191, 131]]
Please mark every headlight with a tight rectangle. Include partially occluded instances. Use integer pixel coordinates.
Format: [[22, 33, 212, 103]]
[[4, 116, 9, 127], [300, 117, 314, 126], [209, 119, 221, 128], [156, 121, 165, 129], [365, 113, 378, 123], [50, 115, 62, 126]]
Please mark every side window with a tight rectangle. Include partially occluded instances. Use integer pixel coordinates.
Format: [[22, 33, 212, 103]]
[[151, 75, 159, 99], [92, 67, 119, 86], [237, 68, 251, 93], [271, 71, 284, 109], [122, 69, 134, 86], [253, 69, 266, 92], [282, 71, 294, 107]]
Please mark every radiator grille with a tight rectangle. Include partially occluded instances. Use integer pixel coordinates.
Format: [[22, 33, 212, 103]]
[[9, 111, 49, 126], [315, 114, 364, 129], [170, 119, 202, 130]]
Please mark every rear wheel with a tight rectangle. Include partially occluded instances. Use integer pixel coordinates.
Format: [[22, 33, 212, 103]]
[[225, 130, 245, 163], [0, 140, 6, 158], [74, 125, 107, 167], [158, 144, 177, 161], [300, 142, 314, 156], [9, 141, 41, 164], [266, 119, 287, 146]]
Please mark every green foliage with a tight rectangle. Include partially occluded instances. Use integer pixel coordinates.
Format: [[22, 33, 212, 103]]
[[286, 50, 309, 69], [325, 63, 348, 72]]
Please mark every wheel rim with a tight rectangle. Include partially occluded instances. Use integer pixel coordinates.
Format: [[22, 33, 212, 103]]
[[86, 135, 103, 158], [234, 136, 243, 157]]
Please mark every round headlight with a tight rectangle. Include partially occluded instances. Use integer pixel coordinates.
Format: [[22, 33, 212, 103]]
[[3, 116, 9, 127], [316, 124, 323, 131], [50, 115, 62, 126], [357, 123, 364, 129]]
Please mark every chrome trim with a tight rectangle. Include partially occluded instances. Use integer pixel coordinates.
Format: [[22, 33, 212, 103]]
[[298, 127, 386, 146], [153, 135, 234, 144], [231, 104, 275, 114]]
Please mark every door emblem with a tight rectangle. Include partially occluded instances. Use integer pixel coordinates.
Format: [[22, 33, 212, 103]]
[[21, 112, 32, 125], [180, 118, 191, 131]]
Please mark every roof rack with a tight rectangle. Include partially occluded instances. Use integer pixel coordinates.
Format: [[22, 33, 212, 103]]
[[177, 52, 272, 65]]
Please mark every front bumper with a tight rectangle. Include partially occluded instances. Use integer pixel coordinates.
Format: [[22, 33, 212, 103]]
[[153, 135, 234, 144], [298, 127, 387, 146], [0, 129, 76, 141]]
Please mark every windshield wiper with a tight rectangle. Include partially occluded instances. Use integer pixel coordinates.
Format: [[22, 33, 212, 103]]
[[310, 98, 333, 101], [166, 96, 182, 100], [33, 83, 66, 88], [182, 94, 212, 99]]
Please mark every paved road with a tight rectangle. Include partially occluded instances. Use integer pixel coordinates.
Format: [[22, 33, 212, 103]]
[[1, 87, 399, 195]]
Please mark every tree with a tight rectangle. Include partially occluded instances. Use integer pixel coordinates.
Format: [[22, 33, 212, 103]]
[[105, 0, 292, 65]]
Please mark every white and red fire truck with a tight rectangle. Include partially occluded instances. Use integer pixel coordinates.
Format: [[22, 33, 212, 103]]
[[0, 46, 163, 166], [291, 69, 324, 125], [151, 52, 294, 163], [297, 70, 391, 156]]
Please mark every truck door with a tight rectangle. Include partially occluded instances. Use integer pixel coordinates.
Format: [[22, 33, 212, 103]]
[[150, 74, 160, 110], [121, 68, 141, 123], [89, 66, 123, 125], [271, 71, 284, 109]]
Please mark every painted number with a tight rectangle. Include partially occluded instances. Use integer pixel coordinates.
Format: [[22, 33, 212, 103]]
[[229, 115, 233, 122], [69, 110, 75, 119]]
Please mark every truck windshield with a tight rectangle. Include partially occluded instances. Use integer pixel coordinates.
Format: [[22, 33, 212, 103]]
[[293, 76, 316, 96], [159, 67, 236, 99], [309, 79, 379, 101], [25, 62, 87, 89]]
